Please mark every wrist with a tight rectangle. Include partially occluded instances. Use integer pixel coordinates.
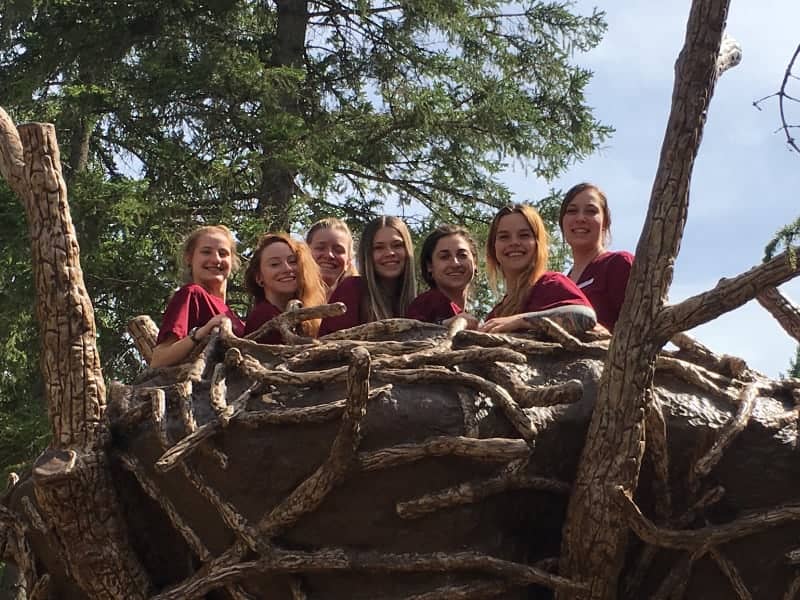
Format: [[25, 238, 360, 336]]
[[189, 326, 201, 344]]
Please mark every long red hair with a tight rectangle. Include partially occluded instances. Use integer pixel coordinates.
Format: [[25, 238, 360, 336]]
[[244, 233, 327, 336]]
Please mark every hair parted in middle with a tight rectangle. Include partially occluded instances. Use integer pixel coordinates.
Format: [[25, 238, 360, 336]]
[[305, 217, 359, 277], [419, 223, 479, 289], [486, 203, 550, 317], [244, 233, 327, 336], [358, 215, 417, 321], [558, 182, 612, 247]]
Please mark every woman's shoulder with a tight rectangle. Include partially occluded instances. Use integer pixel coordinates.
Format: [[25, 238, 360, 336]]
[[597, 250, 634, 267], [330, 276, 364, 300]]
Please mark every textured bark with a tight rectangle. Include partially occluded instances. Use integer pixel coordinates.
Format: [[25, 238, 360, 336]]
[[0, 108, 150, 599], [757, 286, 800, 342], [127, 314, 159, 364], [557, 2, 731, 598]]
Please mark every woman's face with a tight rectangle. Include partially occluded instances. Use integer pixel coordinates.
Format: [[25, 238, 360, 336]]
[[257, 241, 298, 303], [309, 228, 352, 287], [494, 212, 537, 278], [372, 226, 406, 281], [428, 234, 475, 295], [188, 232, 233, 290], [562, 189, 606, 252]]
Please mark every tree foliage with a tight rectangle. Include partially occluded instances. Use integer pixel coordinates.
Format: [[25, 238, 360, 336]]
[[0, 0, 610, 472]]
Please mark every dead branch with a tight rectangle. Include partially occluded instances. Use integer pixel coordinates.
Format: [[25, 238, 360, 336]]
[[620, 486, 800, 550], [691, 383, 757, 483], [357, 437, 530, 472], [669, 332, 749, 379], [128, 314, 159, 364], [373, 347, 526, 370], [226, 348, 348, 386], [656, 248, 800, 340], [757, 286, 800, 342], [286, 339, 438, 369], [645, 392, 672, 522], [154, 546, 588, 600], [374, 368, 536, 445], [709, 547, 752, 600], [404, 580, 516, 599], [396, 459, 570, 519], [244, 303, 345, 344], [320, 318, 444, 341], [256, 346, 371, 538]]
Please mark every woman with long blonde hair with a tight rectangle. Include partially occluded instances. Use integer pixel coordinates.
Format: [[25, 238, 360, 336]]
[[243, 233, 327, 342], [480, 204, 596, 335], [305, 217, 358, 299], [151, 225, 244, 367], [319, 215, 416, 335]]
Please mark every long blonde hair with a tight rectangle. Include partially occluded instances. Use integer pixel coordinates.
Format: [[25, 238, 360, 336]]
[[244, 233, 327, 336], [358, 216, 417, 321], [486, 204, 549, 317]]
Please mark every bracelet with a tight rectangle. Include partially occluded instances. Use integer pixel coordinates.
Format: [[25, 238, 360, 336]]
[[189, 327, 201, 344]]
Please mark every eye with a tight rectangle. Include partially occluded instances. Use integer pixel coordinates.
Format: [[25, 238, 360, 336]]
[[391, 241, 404, 249], [333, 245, 346, 255], [288, 256, 298, 265], [565, 206, 578, 214]]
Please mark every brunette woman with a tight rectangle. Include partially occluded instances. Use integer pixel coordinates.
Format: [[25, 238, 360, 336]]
[[406, 224, 480, 328], [480, 204, 596, 335], [319, 215, 416, 335], [151, 225, 244, 367], [306, 217, 357, 299], [243, 233, 326, 343], [559, 183, 633, 331]]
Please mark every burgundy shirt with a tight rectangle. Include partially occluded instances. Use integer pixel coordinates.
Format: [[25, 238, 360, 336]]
[[244, 300, 284, 344], [486, 272, 592, 320], [157, 283, 244, 344], [574, 251, 634, 331], [406, 288, 463, 324], [319, 276, 367, 336]]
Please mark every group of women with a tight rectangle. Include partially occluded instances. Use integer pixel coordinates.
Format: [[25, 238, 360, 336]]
[[151, 183, 633, 368]]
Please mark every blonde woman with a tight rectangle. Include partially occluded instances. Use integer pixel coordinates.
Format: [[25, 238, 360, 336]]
[[480, 204, 596, 335], [319, 215, 416, 335], [151, 225, 244, 367], [305, 217, 358, 299]]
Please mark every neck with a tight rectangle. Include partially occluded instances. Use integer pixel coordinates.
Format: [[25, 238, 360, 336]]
[[439, 286, 468, 310], [199, 280, 226, 301], [379, 275, 401, 295], [264, 290, 294, 310], [569, 245, 604, 280]]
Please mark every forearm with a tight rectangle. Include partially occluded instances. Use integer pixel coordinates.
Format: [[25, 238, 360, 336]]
[[520, 304, 597, 334], [150, 335, 195, 367]]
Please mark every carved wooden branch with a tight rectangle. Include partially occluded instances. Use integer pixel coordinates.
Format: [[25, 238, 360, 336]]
[[244, 302, 345, 343], [620, 486, 800, 550], [358, 437, 530, 472], [396, 460, 569, 519], [127, 314, 159, 364], [757, 286, 800, 342], [256, 346, 371, 538], [656, 249, 800, 340], [669, 332, 749, 379]]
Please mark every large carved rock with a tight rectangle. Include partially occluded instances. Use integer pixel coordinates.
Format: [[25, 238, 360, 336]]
[[6, 319, 800, 599]]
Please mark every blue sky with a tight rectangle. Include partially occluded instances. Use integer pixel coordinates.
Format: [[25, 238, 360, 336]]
[[502, 1, 800, 377]]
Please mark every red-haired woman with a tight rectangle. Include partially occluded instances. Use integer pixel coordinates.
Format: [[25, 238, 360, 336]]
[[480, 204, 596, 335], [406, 224, 480, 328], [243, 233, 327, 343], [151, 225, 245, 367], [560, 183, 633, 331], [319, 215, 416, 335]]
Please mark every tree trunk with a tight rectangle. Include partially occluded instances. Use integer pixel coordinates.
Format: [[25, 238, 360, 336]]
[[557, 2, 731, 598], [0, 108, 150, 598], [256, 0, 309, 231]]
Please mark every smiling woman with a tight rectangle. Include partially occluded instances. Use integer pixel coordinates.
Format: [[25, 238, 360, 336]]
[[559, 183, 634, 331], [243, 233, 327, 343], [480, 204, 597, 335], [406, 224, 480, 328], [150, 225, 245, 367], [319, 215, 416, 335], [305, 217, 358, 299]]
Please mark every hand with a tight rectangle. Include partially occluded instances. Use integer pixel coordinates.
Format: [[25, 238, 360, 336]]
[[478, 315, 523, 334], [443, 312, 480, 330], [197, 314, 231, 341]]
